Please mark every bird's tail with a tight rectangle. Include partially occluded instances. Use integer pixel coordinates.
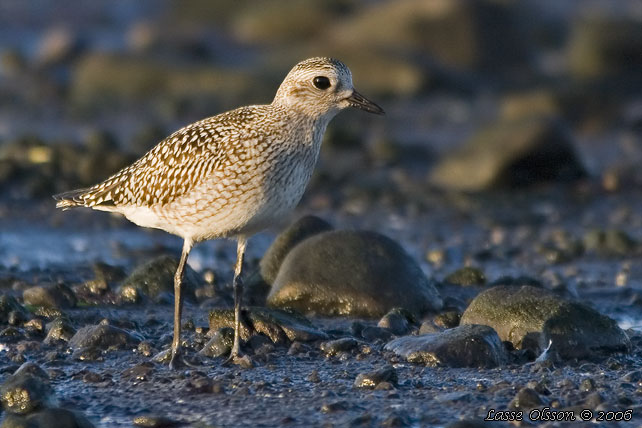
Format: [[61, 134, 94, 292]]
[[52, 188, 92, 210]]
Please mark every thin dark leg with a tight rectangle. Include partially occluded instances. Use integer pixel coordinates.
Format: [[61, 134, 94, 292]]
[[169, 239, 192, 370], [230, 236, 247, 359]]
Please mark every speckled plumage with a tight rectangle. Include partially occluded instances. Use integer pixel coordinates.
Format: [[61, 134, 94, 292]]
[[55, 58, 371, 243], [53, 57, 383, 367]]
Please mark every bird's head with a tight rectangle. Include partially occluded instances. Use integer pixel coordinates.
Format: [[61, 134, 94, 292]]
[[273, 57, 384, 119]]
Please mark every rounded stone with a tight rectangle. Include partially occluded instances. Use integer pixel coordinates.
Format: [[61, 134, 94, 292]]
[[460, 285, 631, 359], [267, 230, 443, 318], [384, 324, 508, 368], [260, 215, 333, 285], [120, 255, 202, 302], [68, 324, 140, 351], [0, 370, 54, 415], [246, 215, 333, 305]]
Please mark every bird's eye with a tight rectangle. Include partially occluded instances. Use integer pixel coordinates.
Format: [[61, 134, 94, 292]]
[[313, 76, 331, 90]]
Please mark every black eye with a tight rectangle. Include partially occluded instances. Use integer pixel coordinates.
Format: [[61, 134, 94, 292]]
[[313, 76, 331, 90]]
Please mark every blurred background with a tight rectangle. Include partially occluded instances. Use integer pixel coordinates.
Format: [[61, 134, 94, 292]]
[[0, 0, 642, 200], [1, 0, 642, 227]]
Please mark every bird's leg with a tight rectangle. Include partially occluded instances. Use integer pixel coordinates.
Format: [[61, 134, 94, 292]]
[[230, 236, 247, 360], [169, 240, 192, 370]]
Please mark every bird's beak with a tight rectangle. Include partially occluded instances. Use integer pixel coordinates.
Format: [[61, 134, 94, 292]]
[[346, 90, 385, 115]]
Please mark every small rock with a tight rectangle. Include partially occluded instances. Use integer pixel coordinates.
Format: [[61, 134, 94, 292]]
[[268, 230, 443, 317], [418, 321, 439, 334], [85, 262, 126, 295], [433, 311, 461, 329], [199, 327, 234, 358], [353, 366, 397, 389], [584, 391, 604, 408], [583, 229, 637, 257], [246, 216, 333, 304], [120, 255, 201, 302], [360, 326, 393, 342], [384, 324, 508, 368], [460, 285, 631, 359], [378, 308, 413, 336], [43, 318, 76, 345], [23, 284, 76, 310], [444, 267, 486, 286], [0, 327, 24, 343], [0, 295, 27, 324], [307, 370, 321, 383], [132, 415, 183, 427], [68, 324, 140, 351], [0, 368, 54, 415], [136, 341, 154, 357], [430, 116, 585, 190], [209, 307, 327, 344], [508, 387, 544, 410], [320, 338, 359, 356], [320, 400, 350, 413], [121, 363, 154, 382], [35, 26, 82, 67], [580, 378, 596, 392], [568, 12, 642, 79]]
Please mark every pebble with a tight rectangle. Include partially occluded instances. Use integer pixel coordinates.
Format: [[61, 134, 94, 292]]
[[508, 387, 544, 410], [23, 283, 76, 310], [385, 324, 507, 368], [377, 308, 413, 336], [68, 324, 140, 351], [353, 366, 397, 389], [320, 338, 360, 356], [0, 367, 54, 415]]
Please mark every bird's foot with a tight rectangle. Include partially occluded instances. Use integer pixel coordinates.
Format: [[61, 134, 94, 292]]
[[222, 350, 253, 368], [154, 348, 204, 370]]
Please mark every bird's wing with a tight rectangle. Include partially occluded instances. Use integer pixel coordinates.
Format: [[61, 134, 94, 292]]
[[54, 109, 258, 209]]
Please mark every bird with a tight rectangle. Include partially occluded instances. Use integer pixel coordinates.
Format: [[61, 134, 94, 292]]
[[53, 57, 384, 369]]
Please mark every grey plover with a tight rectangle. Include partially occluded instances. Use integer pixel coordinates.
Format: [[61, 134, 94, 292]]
[[53, 57, 384, 368]]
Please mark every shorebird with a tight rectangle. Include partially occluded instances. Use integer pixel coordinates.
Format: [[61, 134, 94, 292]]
[[53, 57, 384, 368]]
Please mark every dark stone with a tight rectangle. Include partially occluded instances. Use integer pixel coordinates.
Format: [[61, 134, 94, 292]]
[[353, 366, 397, 389], [0, 327, 24, 343], [132, 415, 185, 428], [23, 284, 76, 310], [460, 285, 631, 359], [433, 311, 461, 329], [583, 229, 637, 257], [199, 327, 234, 358], [85, 262, 126, 295], [120, 255, 202, 302], [384, 324, 508, 368], [361, 326, 393, 342], [508, 387, 544, 410], [122, 363, 154, 382], [24, 408, 95, 428], [43, 318, 76, 345], [267, 230, 442, 317], [307, 370, 321, 383], [320, 400, 350, 413], [320, 338, 360, 356], [580, 378, 596, 392], [569, 12, 642, 79], [444, 267, 486, 286], [418, 321, 439, 335], [246, 216, 333, 305], [0, 295, 27, 325], [377, 308, 414, 336], [0, 369, 54, 415], [430, 117, 585, 191], [208, 307, 327, 345], [68, 324, 140, 351]]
